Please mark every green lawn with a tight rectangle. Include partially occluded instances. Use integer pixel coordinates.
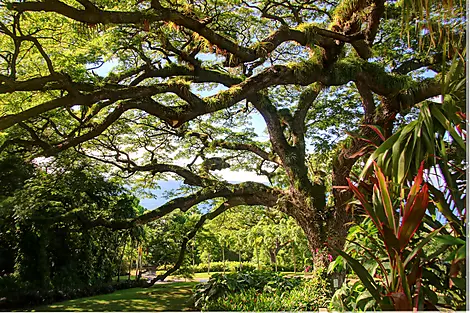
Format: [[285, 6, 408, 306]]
[[32, 282, 198, 312], [31, 272, 307, 311]]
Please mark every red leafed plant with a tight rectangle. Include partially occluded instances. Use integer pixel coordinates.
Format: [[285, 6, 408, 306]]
[[335, 161, 441, 311]]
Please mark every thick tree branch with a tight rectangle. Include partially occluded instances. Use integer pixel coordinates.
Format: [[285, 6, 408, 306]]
[[393, 54, 444, 75], [57, 181, 279, 230], [10, 1, 369, 65], [355, 79, 375, 121], [209, 140, 281, 165], [148, 199, 236, 284], [292, 84, 322, 150], [130, 163, 208, 186]]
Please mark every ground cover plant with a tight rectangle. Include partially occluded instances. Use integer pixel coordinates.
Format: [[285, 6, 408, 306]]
[[192, 269, 331, 311]]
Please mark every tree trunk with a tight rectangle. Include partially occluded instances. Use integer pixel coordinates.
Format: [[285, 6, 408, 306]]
[[283, 193, 349, 261], [135, 245, 139, 279], [292, 242, 296, 273], [117, 236, 128, 282], [268, 249, 276, 264], [275, 254, 278, 272], [192, 242, 195, 267], [207, 253, 211, 274], [222, 243, 225, 274], [128, 241, 133, 281]]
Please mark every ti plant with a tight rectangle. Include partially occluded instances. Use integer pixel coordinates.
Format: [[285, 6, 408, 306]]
[[336, 161, 441, 311]]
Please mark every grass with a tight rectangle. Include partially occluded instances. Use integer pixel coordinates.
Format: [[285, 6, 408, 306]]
[[32, 282, 198, 312], [31, 272, 308, 311]]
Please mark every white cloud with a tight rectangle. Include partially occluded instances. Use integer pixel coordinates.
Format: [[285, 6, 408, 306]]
[[216, 168, 270, 183]]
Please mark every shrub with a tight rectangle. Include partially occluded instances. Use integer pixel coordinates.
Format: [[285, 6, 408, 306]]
[[192, 270, 329, 311], [195, 269, 332, 311], [329, 280, 379, 311], [192, 261, 258, 273]]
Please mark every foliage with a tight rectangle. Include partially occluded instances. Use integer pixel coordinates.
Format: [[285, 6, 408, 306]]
[[334, 159, 466, 310], [0, 0, 461, 262], [146, 209, 200, 268], [337, 163, 434, 310], [193, 269, 331, 311], [0, 155, 144, 299], [199, 206, 312, 271], [343, 49, 467, 310], [0, 0, 466, 300], [192, 270, 302, 310], [329, 279, 378, 311], [192, 261, 258, 273]]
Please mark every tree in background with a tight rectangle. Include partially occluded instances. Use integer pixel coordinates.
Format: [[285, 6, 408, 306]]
[[0, 154, 143, 290], [0, 0, 465, 270]]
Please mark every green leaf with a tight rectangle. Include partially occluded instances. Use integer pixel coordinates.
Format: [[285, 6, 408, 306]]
[[396, 256, 412, 304], [434, 235, 465, 246], [430, 105, 465, 150], [404, 227, 441, 266], [333, 248, 382, 303], [398, 184, 429, 250], [374, 163, 396, 232], [450, 277, 466, 290], [454, 244, 466, 262], [428, 185, 463, 235], [361, 131, 401, 178], [422, 286, 438, 305], [372, 185, 387, 227]]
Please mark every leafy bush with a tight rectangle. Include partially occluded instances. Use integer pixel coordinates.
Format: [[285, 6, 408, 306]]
[[329, 280, 379, 311], [192, 270, 330, 311], [192, 261, 258, 273]]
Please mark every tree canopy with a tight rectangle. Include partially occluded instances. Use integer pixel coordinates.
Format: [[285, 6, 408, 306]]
[[0, 0, 466, 257]]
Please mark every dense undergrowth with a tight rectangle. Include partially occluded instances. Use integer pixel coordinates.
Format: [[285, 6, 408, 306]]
[[192, 269, 332, 311]]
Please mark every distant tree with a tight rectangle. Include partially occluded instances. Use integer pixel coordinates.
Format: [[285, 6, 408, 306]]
[[0, 155, 143, 288]]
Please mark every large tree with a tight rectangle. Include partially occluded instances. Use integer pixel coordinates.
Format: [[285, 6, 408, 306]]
[[0, 0, 465, 258]]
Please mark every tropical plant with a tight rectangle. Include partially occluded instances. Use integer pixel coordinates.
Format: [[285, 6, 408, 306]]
[[351, 48, 467, 310], [194, 268, 331, 311], [192, 270, 304, 310], [334, 162, 445, 310]]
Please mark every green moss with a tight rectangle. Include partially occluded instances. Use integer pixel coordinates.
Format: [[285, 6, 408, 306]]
[[252, 41, 274, 56], [332, 0, 369, 24], [289, 57, 323, 81], [295, 23, 319, 45]]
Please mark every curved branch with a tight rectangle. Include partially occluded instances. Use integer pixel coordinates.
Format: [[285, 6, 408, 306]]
[[209, 140, 281, 165], [10, 1, 368, 65], [40, 180, 279, 230], [131, 163, 208, 186], [147, 190, 275, 284], [148, 199, 235, 284]]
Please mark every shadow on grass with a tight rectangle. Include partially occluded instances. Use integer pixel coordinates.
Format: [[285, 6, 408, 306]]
[[31, 282, 198, 312]]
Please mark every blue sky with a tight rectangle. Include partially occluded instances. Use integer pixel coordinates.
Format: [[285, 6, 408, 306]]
[[93, 59, 270, 209]]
